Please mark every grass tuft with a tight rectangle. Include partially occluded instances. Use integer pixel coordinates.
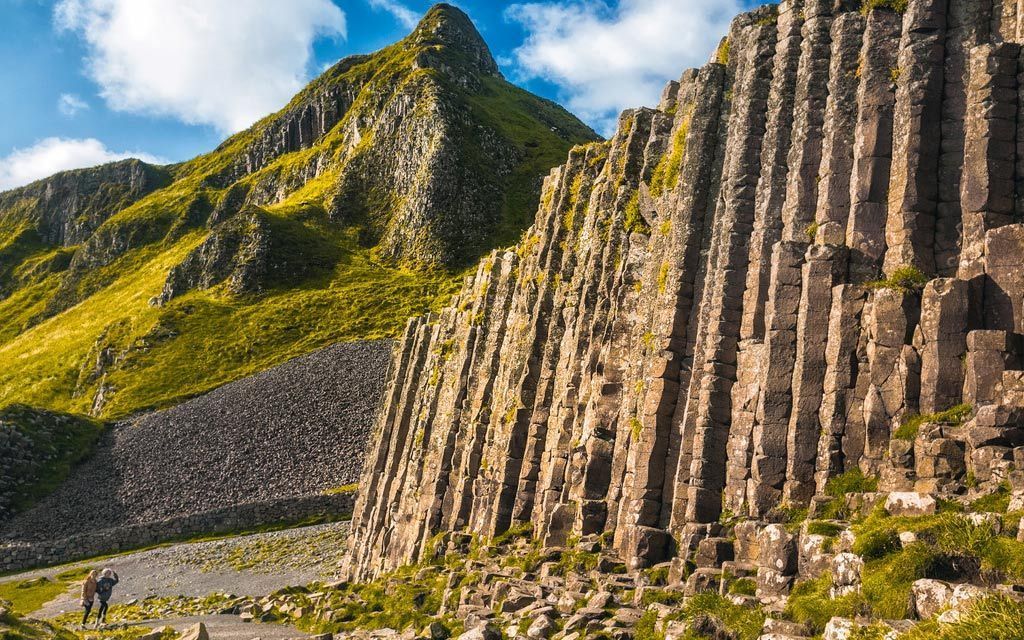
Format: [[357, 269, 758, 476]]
[[894, 404, 971, 441], [864, 265, 928, 292]]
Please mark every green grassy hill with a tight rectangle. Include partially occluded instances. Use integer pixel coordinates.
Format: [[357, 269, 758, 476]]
[[0, 4, 597, 420]]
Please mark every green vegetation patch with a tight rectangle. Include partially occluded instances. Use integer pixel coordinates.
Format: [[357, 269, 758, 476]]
[[971, 482, 1012, 513], [650, 117, 690, 196], [825, 468, 879, 498], [0, 568, 90, 615], [865, 266, 928, 292], [861, 0, 910, 13], [898, 596, 1024, 640], [673, 592, 766, 640], [894, 404, 972, 441], [623, 191, 650, 235], [0, 606, 78, 640], [799, 508, 1024, 624], [0, 405, 103, 515]]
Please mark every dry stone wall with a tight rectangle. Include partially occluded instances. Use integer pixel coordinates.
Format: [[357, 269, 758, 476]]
[[345, 0, 1024, 579], [0, 492, 354, 574]]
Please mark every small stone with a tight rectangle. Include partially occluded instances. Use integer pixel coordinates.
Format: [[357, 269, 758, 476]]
[[457, 623, 501, 640], [822, 617, 854, 640]]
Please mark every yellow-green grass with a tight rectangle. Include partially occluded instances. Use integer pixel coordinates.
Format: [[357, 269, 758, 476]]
[[0, 219, 460, 418], [0, 568, 90, 615], [786, 508, 1024, 631]]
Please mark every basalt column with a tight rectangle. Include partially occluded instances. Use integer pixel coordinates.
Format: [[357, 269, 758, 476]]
[[783, 243, 847, 505], [780, 0, 834, 242], [883, 0, 947, 276], [680, 9, 777, 525], [815, 12, 866, 235], [653, 65, 728, 534], [512, 149, 605, 526], [936, 0, 993, 275], [846, 8, 901, 281], [741, 0, 803, 341], [747, 240, 807, 517], [815, 285, 868, 490], [959, 42, 1020, 317]]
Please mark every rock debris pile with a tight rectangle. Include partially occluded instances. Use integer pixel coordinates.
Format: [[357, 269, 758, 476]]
[[0, 340, 389, 542]]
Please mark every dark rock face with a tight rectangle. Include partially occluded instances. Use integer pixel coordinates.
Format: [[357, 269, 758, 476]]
[[0, 340, 390, 543], [0, 160, 169, 303], [156, 208, 270, 304], [345, 0, 1024, 580], [0, 159, 170, 248]]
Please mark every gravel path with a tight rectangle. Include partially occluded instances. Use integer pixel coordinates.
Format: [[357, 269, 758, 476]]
[[1, 340, 390, 542], [127, 614, 309, 639], [3, 522, 350, 621]]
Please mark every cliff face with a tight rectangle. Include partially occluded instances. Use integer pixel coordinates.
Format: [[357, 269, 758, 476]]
[[345, 0, 1024, 579]]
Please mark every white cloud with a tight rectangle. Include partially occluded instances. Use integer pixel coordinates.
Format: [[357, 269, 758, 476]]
[[54, 0, 347, 134], [57, 93, 90, 116], [0, 137, 166, 191], [368, 0, 419, 29], [506, 0, 742, 134]]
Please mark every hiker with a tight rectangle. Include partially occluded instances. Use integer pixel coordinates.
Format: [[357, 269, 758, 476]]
[[95, 567, 119, 625], [80, 570, 98, 627]]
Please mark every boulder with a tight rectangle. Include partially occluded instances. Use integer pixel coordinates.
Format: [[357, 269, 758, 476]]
[[822, 617, 854, 640], [457, 623, 502, 640], [911, 579, 953, 619], [757, 524, 797, 574], [424, 621, 450, 640], [884, 492, 936, 516], [527, 615, 556, 639], [695, 537, 735, 568], [179, 623, 210, 640], [761, 618, 811, 636], [830, 553, 863, 593]]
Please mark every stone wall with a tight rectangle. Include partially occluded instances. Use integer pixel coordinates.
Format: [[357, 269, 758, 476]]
[[0, 492, 354, 573], [344, 0, 1024, 579]]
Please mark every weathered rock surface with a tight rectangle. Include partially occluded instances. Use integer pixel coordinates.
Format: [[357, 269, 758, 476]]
[[344, 0, 1024, 580]]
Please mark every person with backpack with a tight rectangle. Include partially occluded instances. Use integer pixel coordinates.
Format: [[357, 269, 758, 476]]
[[80, 570, 98, 627], [94, 568, 119, 625]]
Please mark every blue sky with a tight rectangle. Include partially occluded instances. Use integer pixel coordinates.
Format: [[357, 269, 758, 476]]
[[0, 0, 761, 190]]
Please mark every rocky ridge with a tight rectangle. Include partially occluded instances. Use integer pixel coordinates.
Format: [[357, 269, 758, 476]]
[[0, 3, 596, 419], [345, 0, 1024, 623]]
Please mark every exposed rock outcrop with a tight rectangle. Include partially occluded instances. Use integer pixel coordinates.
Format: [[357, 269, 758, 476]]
[[345, 0, 1024, 580]]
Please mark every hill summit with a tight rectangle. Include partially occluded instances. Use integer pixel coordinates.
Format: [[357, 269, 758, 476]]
[[0, 3, 597, 418]]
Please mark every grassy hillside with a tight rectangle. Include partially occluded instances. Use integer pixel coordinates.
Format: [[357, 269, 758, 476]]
[[0, 5, 597, 420], [0, 406, 102, 517]]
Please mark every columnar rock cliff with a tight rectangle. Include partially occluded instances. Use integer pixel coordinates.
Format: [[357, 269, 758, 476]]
[[346, 0, 1024, 579]]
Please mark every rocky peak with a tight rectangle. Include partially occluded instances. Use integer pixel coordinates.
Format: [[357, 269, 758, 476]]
[[409, 3, 501, 79]]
